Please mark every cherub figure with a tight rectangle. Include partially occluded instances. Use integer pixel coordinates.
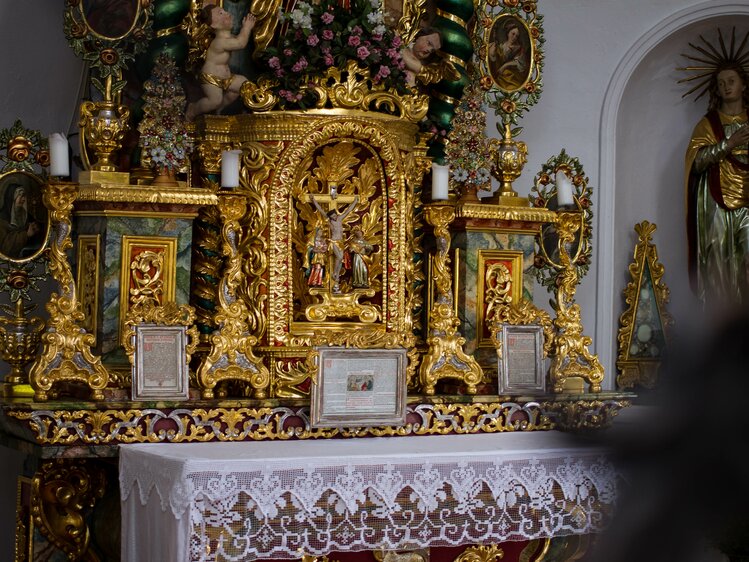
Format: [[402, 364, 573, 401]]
[[186, 4, 256, 121], [310, 194, 359, 292], [401, 27, 459, 87]]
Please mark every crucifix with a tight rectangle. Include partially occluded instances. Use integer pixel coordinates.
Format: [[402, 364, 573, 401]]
[[306, 191, 359, 292]]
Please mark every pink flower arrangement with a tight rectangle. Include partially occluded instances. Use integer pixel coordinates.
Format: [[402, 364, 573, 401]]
[[260, 0, 409, 108]]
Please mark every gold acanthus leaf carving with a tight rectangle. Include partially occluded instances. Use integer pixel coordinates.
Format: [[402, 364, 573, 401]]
[[241, 61, 429, 122], [121, 300, 199, 367], [129, 250, 164, 308], [454, 545, 504, 562], [272, 358, 310, 398], [314, 142, 360, 186]]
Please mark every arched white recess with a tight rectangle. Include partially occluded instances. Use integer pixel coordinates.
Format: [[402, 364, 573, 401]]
[[597, 1, 749, 386]]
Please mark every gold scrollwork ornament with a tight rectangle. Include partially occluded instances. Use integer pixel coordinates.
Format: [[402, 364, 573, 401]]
[[29, 181, 109, 401], [242, 60, 429, 121], [454, 544, 504, 562], [197, 192, 270, 399], [547, 212, 604, 393], [420, 203, 483, 394], [31, 460, 106, 560]]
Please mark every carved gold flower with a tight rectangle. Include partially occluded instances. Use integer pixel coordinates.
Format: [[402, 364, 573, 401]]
[[8, 270, 29, 290], [8, 136, 32, 162], [69, 22, 87, 38], [480, 76, 493, 90], [100, 49, 119, 66], [35, 150, 51, 167], [500, 99, 516, 113]]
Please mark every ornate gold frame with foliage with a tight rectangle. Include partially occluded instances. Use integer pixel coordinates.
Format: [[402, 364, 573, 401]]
[[63, 0, 153, 101], [474, 0, 545, 127], [529, 149, 593, 294], [616, 221, 671, 390], [0, 122, 51, 395], [529, 151, 602, 394]]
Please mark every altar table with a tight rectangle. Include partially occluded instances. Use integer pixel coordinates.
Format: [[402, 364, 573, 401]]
[[119, 432, 617, 562]]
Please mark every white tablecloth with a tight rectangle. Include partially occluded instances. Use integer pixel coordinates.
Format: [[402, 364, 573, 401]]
[[120, 432, 616, 562]]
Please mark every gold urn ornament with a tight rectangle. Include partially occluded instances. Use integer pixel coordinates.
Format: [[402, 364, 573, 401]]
[[489, 124, 528, 206]]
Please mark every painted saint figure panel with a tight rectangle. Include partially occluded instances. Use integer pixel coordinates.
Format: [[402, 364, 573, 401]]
[[0, 172, 48, 262], [487, 14, 533, 93]]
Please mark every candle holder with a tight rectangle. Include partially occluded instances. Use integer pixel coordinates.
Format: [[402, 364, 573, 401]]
[[488, 124, 528, 207], [419, 202, 483, 395], [28, 181, 109, 401], [0, 299, 44, 392], [196, 191, 270, 399], [547, 211, 604, 393]]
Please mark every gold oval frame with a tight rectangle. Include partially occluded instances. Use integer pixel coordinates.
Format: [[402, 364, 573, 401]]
[[78, 0, 142, 41], [474, 0, 544, 126], [0, 171, 50, 264], [484, 13, 534, 93]]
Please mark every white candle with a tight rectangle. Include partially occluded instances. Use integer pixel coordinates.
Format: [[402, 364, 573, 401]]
[[432, 163, 449, 201], [556, 170, 574, 207], [221, 149, 242, 188], [49, 133, 70, 177]]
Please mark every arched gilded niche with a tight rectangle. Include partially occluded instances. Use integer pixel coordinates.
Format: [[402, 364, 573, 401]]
[[265, 115, 415, 349]]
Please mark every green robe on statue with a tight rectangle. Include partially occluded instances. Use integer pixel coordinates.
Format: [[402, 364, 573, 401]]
[[686, 109, 749, 304]]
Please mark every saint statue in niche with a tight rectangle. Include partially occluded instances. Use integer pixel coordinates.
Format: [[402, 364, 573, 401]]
[[684, 30, 749, 305], [347, 226, 374, 289]]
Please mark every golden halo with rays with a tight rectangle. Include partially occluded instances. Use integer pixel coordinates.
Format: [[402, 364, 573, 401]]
[[677, 27, 749, 102]]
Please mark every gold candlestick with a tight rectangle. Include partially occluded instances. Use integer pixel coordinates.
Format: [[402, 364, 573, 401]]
[[548, 211, 604, 393], [0, 299, 44, 388], [419, 203, 482, 395], [197, 191, 270, 399], [29, 181, 109, 401]]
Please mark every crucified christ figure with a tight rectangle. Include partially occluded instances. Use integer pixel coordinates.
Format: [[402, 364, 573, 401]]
[[310, 194, 359, 292]]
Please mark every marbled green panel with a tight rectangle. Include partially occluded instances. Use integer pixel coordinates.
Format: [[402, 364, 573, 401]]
[[451, 229, 537, 359], [75, 216, 193, 361]]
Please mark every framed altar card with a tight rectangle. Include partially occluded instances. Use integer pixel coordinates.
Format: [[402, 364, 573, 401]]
[[311, 347, 407, 428], [498, 324, 545, 394], [133, 325, 189, 400]]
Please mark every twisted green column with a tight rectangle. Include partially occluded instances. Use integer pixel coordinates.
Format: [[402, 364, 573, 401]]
[[428, 0, 474, 162]]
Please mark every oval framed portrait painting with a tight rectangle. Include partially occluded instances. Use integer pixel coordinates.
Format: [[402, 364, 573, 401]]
[[0, 171, 49, 263], [486, 14, 534, 93]]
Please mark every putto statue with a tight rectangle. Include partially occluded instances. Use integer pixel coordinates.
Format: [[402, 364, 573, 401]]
[[186, 4, 256, 120]]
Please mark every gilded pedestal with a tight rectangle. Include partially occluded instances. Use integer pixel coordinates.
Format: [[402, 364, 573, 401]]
[[73, 182, 216, 371], [450, 203, 556, 388]]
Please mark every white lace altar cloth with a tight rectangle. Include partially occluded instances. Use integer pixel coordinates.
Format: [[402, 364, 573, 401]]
[[120, 432, 617, 562]]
